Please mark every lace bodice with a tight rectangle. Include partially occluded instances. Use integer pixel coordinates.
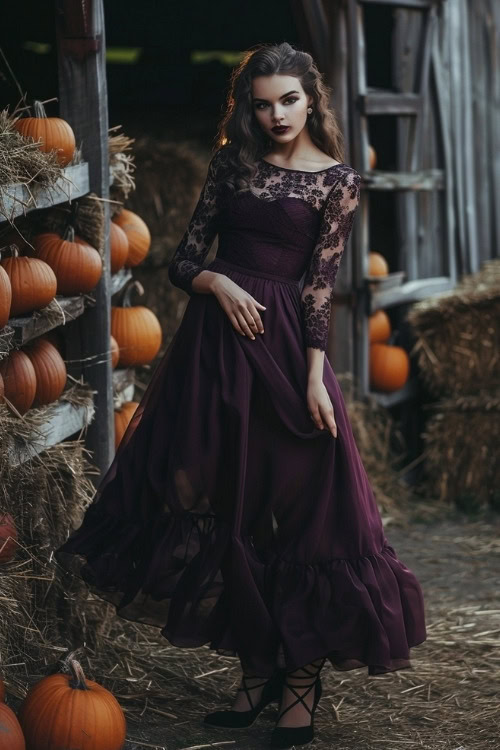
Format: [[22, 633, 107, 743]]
[[168, 147, 361, 351]]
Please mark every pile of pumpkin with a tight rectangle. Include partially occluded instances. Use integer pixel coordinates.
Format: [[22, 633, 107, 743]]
[[0, 229, 104, 414], [0, 658, 127, 750], [367, 251, 410, 393]]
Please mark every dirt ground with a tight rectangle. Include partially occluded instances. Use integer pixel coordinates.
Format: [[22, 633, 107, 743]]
[[119, 513, 500, 750]]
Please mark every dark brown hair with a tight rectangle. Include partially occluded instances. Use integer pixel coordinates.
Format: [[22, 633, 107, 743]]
[[214, 41, 345, 192]]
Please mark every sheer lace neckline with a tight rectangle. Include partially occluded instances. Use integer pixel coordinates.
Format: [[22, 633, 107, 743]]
[[259, 157, 346, 174]]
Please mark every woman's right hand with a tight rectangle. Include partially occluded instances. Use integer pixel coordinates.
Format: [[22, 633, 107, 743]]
[[211, 274, 266, 340]]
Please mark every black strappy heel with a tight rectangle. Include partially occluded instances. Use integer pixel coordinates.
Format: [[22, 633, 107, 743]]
[[269, 658, 325, 748], [203, 669, 284, 728]]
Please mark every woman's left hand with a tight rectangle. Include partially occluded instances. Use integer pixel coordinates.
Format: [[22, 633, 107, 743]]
[[306, 379, 337, 437]]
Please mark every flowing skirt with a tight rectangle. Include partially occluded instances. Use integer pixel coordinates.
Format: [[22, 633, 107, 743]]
[[55, 256, 427, 677]]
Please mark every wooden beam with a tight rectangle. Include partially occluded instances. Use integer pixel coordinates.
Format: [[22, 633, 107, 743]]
[[0, 163, 89, 224], [55, 0, 113, 480]]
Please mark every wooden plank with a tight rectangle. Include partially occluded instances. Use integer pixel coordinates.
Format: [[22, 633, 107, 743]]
[[361, 168, 443, 190], [56, 0, 113, 481], [358, 0, 433, 8], [430, 13, 457, 284], [369, 275, 453, 312], [360, 91, 421, 115], [8, 295, 85, 345], [0, 162, 89, 224], [110, 268, 133, 297], [7, 398, 95, 467], [371, 377, 418, 408], [323, 2, 355, 373], [346, 0, 371, 397]]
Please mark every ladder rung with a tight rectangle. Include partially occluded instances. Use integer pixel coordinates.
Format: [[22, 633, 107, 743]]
[[358, 0, 433, 9], [361, 169, 444, 191], [360, 91, 421, 115]]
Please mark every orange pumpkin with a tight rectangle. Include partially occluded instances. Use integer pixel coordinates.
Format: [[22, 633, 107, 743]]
[[368, 144, 377, 169], [0, 701, 25, 750], [0, 513, 18, 564], [110, 222, 129, 273], [368, 251, 389, 277], [19, 658, 126, 750], [110, 335, 120, 369], [0, 350, 37, 414], [370, 343, 410, 392], [24, 338, 67, 406], [0, 265, 12, 328], [114, 401, 139, 449], [111, 281, 162, 367], [113, 209, 151, 267], [368, 310, 391, 343], [33, 228, 102, 295], [1, 246, 57, 316], [13, 100, 75, 167], [0, 373, 4, 403]]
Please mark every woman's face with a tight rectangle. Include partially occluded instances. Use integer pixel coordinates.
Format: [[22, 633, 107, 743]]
[[251, 74, 312, 144]]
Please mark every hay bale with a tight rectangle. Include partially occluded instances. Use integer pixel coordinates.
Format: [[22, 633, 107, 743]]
[[0, 384, 97, 692], [407, 259, 500, 396], [421, 390, 500, 511]]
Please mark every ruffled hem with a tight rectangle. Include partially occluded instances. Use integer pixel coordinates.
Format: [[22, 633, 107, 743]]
[[55, 505, 426, 677]]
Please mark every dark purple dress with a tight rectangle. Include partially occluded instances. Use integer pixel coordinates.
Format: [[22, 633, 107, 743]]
[[55, 147, 426, 677]]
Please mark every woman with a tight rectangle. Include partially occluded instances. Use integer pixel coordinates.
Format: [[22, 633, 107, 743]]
[[55, 42, 426, 748]]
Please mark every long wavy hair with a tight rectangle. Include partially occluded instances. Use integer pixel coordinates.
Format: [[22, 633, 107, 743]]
[[214, 42, 345, 193]]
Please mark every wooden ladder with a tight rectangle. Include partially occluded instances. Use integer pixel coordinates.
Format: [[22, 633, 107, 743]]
[[346, 0, 454, 406]]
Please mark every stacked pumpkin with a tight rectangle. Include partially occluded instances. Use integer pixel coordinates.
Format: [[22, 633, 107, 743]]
[[0, 337, 67, 415], [367, 252, 410, 393], [111, 277, 161, 449], [109, 208, 160, 450]]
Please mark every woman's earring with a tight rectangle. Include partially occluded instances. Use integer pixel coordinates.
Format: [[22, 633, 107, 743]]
[[307, 107, 313, 114]]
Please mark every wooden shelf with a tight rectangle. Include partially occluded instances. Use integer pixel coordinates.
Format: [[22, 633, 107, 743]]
[[0, 162, 90, 224], [7, 395, 95, 467], [113, 367, 135, 394], [113, 368, 135, 407], [369, 276, 454, 312], [111, 268, 133, 297], [361, 168, 444, 191], [371, 377, 419, 408], [7, 295, 86, 345], [359, 0, 432, 8]]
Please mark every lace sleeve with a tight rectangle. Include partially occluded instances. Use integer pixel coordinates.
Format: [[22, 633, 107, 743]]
[[168, 149, 224, 295], [300, 168, 361, 351]]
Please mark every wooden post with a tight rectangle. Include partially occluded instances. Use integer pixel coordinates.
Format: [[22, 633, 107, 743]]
[[55, 0, 113, 480]]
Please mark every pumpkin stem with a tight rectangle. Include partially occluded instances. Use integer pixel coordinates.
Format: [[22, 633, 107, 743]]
[[122, 279, 144, 308], [7, 244, 20, 258], [63, 225, 76, 243], [68, 659, 90, 691], [33, 100, 48, 119]]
